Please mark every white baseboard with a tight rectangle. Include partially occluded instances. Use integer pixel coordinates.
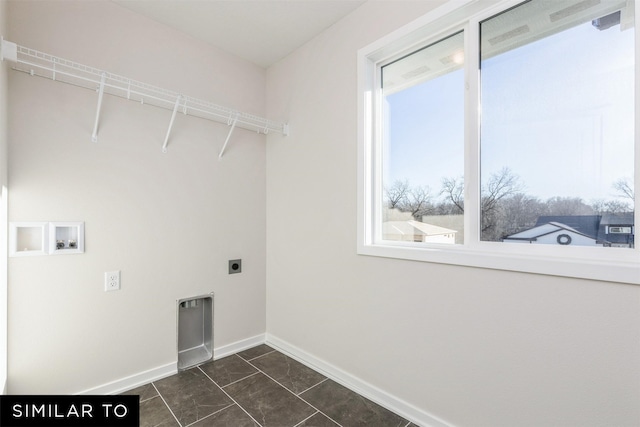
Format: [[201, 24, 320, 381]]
[[77, 332, 449, 427], [76, 362, 177, 396], [265, 334, 451, 427], [214, 333, 266, 360], [78, 333, 266, 396]]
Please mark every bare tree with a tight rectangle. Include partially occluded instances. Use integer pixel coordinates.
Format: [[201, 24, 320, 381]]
[[613, 177, 634, 203], [481, 167, 523, 236], [482, 167, 522, 215], [384, 180, 409, 209], [544, 196, 594, 216], [402, 185, 433, 220], [440, 176, 464, 213], [384, 180, 434, 220], [591, 198, 632, 214], [496, 193, 545, 237], [432, 170, 635, 242], [439, 168, 523, 239]]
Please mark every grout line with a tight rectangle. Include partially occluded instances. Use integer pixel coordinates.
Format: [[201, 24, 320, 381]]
[[151, 382, 183, 427], [292, 410, 320, 427], [220, 370, 261, 389], [240, 348, 277, 362], [295, 390, 344, 427], [138, 346, 410, 427], [265, 343, 418, 426], [197, 366, 265, 427], [138, 388, 158, 404], [244, 358, 343, 427], [182, 403, 235, 427], [297, 377, 328, 396]]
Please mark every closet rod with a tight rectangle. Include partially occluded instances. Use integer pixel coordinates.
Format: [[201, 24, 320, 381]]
[[1, 38, 289, 149]]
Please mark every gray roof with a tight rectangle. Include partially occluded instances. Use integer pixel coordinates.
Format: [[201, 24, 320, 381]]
[[535, 215, 601, 239], [504, 222, 596, 242], [533, 213, 634, 246], [600, 212, 634, 225]]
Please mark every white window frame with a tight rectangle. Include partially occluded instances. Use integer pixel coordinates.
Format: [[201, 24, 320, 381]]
[[357, 0, 640, 285]]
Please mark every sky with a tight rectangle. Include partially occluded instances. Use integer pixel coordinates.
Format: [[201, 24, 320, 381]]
[[384, 13, 634, 204]]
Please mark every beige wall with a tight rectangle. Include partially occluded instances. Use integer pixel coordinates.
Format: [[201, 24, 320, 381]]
[[7, 0, 266, 394], [265, 1, 640, 426], [0, 0, 8, 393]]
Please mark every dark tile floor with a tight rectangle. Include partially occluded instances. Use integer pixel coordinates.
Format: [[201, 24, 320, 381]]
[[123, 344, 419, 427]]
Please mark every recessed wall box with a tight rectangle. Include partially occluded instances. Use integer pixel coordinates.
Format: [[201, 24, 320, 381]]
[[177, 293, 213, 371], [9, 222, 48, 257], [49, 222, 84, 254]]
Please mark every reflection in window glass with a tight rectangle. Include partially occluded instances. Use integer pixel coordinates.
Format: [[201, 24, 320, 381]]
[[381, 32, 465, 244], [480, 0, 635, 248]]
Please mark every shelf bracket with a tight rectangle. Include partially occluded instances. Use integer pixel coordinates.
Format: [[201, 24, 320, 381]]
[[91, 72, 106, 143], [0, 37, 17, 63], [162, 95, 182, 153], [218, 113, 239, 160]]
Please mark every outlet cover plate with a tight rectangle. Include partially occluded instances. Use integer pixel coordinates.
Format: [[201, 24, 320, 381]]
[[104, 271, 121, 291], [228, 259, 242, 274]]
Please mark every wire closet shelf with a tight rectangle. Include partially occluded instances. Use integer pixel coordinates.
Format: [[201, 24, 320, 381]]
[[1, 39, 289, 157]]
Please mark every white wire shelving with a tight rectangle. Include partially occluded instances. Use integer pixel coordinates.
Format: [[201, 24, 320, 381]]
[[0, 38, 289, 158]]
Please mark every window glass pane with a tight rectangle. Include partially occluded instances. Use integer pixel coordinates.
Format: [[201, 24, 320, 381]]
[[381, 32, 465, 244], [480, 0, 635, 248]]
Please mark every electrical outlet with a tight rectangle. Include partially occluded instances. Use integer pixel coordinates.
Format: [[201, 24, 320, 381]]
[[104, 271, 120, 291], [229, 259, 242, 274]]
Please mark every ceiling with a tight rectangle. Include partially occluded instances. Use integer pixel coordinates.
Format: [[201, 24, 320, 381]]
[[111, 0, 366, 68]]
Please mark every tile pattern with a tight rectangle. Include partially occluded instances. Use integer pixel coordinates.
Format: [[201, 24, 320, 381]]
[[125, 345, 418, 427]]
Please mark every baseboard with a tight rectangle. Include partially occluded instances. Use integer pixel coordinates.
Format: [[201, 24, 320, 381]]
[[265, 334, 451, 427], [78, 333, 266, 395], [214, 333, 266, 360], [76, 362, 177, 396], [76, 332, 449, 427]]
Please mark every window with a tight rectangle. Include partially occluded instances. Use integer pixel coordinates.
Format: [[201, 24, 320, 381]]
[[480, 0, 635, 247], [358, 0, 639, 284], [609, 226, 632, 234], [381, 32, 465, 245]]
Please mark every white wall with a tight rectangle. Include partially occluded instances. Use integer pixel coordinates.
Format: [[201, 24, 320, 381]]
[[7, 0, 266, 394], [0, 0, 9, 394], [265, 1, 640, 426], [6, 0, 640, 423]]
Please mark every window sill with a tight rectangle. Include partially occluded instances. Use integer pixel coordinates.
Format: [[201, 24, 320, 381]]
[[358, 242, 640, 285]]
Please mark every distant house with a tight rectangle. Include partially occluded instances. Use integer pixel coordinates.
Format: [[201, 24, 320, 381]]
[[597, 213, 635, 248], [535, 215, 601, 237], [502, 221, 599, 246], [421, 214, 464, 245], [503, 213, 635, 247], [382, 220, 457, 244]]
